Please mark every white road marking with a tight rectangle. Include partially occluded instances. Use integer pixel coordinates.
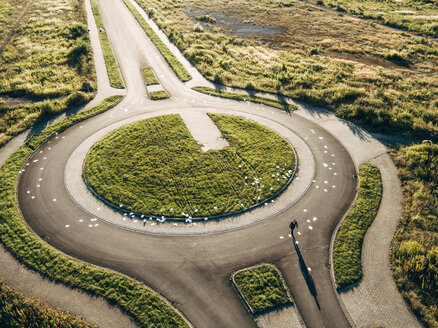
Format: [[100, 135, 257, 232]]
[[319, 136, 324, 139], [79, 219, 83, 222], [308, 226, 313, 230], [303, 209, 307, 212], [280, 236, 284, 239], [307, 267, 312, 272], [297, 232, 302, 235], [91, 218, 97, 221], [53, 198, 56, 202], [65, 225, 70, 228]]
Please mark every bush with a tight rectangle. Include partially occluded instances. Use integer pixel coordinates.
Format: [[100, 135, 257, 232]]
[[67, 40, 91, 66], [63, 23, 88, 39], [65, 91, 90, 107], [39, 100, 57, 119]]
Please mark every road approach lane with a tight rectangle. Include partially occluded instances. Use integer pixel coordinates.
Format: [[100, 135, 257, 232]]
[[16, 0, 357, 326]]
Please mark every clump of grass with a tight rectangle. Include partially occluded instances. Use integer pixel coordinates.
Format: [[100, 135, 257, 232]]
[[84, 114, 296, 218], [149, 90, 170, 99], [121, 0, 192, 82], [142, 66, 159, 85], [333, 164, 382, 288], [193, 86, 297, 112], [0, 95, 190, 328], [390, 143, 438, 328], [232, 264, 291, 314], [89, 0, 124, 88], [0, 280, 96, 328], [196, 15, 216, 23]]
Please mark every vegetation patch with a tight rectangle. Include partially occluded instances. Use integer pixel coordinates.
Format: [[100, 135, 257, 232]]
[[232, 264, 291, 314], [84, 114, 295, 218], [0, 91, 93, 148], [333, 164, 382, 288], [142, 66, 159, 85], [0, 0, 95, 98], [193, 86, 297, 112], [132, 0, 438, 136], [0, 0, 97, 148], [149, 90, 169, 100], [0, 280, 96, 328], [391, 143, 438, 328], [0, 95, 189, 328], [90, 0, 124, 88], [121, 0, 192, 82], [319, 0, 438, 38]]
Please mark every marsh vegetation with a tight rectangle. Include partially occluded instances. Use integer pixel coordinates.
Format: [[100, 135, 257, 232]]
[[135, 0, 437, 136]]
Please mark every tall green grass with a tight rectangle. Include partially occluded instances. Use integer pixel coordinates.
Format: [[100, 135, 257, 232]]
[[89, 0, 124, 88], [391, 144, 438, 328], [0, 280, 96, 328], [0, 96, 188, 328], [333, 164, 382, 288]]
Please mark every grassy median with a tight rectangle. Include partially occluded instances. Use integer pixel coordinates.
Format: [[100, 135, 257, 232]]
[[89, 0, 124, 89], [0, 96, 189, 328], [333, 164, 382, 288], [232, 264, 291, 314], [84, 113, 295, 218], [193, 86, 297, 112], [149, 90, 170, 100]]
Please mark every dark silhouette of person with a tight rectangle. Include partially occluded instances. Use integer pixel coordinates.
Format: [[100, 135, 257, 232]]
[[289, 219, 298, 234]]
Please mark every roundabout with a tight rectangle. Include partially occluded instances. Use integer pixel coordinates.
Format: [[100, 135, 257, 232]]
[[13, 0, 358, 326], [65, 107, 315, 234], [83, 113, 296, 219]]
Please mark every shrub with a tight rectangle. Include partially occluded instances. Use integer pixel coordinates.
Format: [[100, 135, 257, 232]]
[[68, 40, 91, 66], [65, 91, 90, 107]]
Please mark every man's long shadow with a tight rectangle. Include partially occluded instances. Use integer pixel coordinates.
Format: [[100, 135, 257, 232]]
[[292, 234, 320, 309]]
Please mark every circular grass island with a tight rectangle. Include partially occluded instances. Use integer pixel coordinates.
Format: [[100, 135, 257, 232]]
[[83, 113, 296, 219]]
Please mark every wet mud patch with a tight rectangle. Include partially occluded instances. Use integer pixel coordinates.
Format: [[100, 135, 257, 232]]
[[186, 9, 284, 38]]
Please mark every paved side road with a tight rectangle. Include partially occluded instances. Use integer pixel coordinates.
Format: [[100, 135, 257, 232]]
[[339, 154, 422, 328]]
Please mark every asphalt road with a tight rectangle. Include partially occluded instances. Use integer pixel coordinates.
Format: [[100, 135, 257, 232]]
[[17, 0, 357, 326]]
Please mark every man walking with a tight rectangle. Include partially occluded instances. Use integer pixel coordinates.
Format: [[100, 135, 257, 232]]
[[289, 219, 298, 235]]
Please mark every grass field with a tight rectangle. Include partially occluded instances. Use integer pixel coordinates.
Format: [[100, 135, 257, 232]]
[[0, 0, 27, 44], [391, 144, 438, 328], [232, 264, 291, 313], [84, 114, 295, 218], [0, 0, 97, 148], [90, 0, 124, 88], [0, 96, 189, 328], [0, 280, 96, 328], [134, 0, 438, 136], [333, 164, 382, 288]]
